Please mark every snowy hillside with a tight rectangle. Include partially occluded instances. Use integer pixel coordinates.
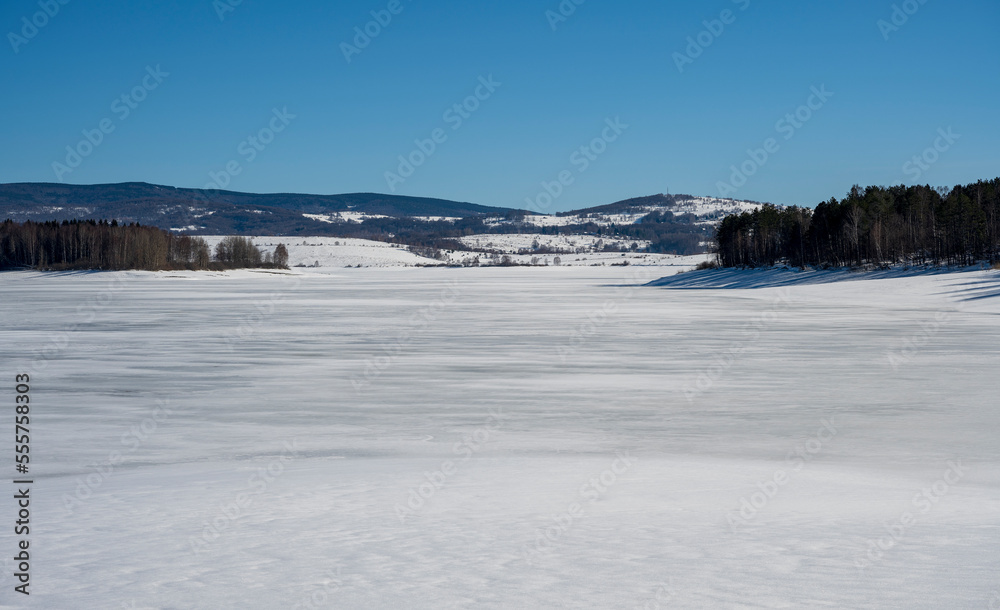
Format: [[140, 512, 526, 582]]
[[199, 236, 700, 268], [456, 233, 650, 254], [668, 194, 767, 223], [295, 194, 767, 232], [518, 194, 767, 228], [304, 211, 464, 224]]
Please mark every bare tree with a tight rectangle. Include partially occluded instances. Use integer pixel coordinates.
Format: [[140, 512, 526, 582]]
[[273, 243, 289, 268]]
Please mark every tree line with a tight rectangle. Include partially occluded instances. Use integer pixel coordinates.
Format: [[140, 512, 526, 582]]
[[715, 179, 1000, 268], [0, 220, 289, 271]]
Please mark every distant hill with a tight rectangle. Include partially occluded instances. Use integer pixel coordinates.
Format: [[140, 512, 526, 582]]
[[556, 193, 770, 224], [0, 182, 517, 235], [0, 182, 774, 255]]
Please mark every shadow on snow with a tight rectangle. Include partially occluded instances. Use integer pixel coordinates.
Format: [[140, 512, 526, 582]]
[[645, 265, 995, 293]]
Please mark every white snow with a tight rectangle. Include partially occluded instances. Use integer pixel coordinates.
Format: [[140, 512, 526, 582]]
[[303, 213, 459, 224], [196, 235, 695, 268], [2, 266, 999, 608], [412, 216, 461, 223], [456, 233, 649, 254], [303, 212, 390, 224], [200, 236, 433, 268], [509, 195, 766, 229]]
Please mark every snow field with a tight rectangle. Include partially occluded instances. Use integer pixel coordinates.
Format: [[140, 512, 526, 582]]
[[456, 233, 649, 255], [1, 266, 998, 608], [199, 235, 696, 268]]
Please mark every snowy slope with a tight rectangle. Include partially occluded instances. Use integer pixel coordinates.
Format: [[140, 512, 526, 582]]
[[2, 267, 998, 608], [302, 212, 390, 223], [456, 233, 650, 254], [516, 195, 766, 228], [298, 194, 766, 230]]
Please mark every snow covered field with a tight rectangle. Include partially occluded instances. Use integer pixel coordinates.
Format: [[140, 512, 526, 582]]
[[203, 236, 432, 268], [455, 233, 650, 255], [200, 236, 687, 268], [2, 265, 999, 608]]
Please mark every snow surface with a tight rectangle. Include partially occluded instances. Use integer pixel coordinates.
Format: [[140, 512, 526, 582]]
[[2, 266, 999, 608]]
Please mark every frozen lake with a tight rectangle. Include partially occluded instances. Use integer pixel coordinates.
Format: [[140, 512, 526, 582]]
[[2, 266, 999, 608]]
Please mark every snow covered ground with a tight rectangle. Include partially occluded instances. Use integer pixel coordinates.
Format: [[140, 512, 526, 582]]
[[302, 211, 391, 223], [301, 212, 462, 224], [2, 265, 999, 608], [456, 233, 649, 254], [202, 236, 432, 268], [200, 236, 688, 268]]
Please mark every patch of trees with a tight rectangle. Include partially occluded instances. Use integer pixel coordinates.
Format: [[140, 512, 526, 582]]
[[0, 220, 289, 271], [715, 180, 1000, 268], [607, 212, 706, 254], [407, 245, 446, 261], [214, 235, 288, 268], [648, 232, 702, 255]]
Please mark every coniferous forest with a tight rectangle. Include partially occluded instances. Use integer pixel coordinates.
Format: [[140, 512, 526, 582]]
[[0, 219, 288, 271], [714, 179, 1000, 268]]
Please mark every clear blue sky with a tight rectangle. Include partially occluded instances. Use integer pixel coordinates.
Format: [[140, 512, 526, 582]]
[[1, 0, 997, 212]]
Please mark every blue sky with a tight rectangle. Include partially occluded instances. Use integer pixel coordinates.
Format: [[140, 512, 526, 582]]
[[1, 0, 997, 212]]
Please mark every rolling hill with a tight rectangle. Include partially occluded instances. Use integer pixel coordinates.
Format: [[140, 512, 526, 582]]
[[0, 182, 516, 235], [0, 182, 774, 253]]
